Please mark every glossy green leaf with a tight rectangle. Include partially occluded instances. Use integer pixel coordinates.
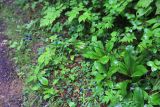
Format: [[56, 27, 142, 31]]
[[38, 77, 49, 86], [94, 61, 106, 73], [105, 41, 114, 52], [106, 66, 118, 78], [149, 92, 160, 105], [116, 80, 130, 96], [133, 87, 144, 107], [98, 55, 109, 64], [136, 0, 153, 8], [68, 101, 76, 107], [82, 51, 99, 59], [95, 73, 105, 83], [132, 65, 148, 77]]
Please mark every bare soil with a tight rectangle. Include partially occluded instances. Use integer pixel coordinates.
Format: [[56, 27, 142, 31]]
[[0, 16, 23, 107]]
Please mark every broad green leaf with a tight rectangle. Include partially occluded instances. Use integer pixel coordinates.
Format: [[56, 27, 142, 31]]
[[145, 104, 153, 107], [118, 62, 129, 76], [94, 41, 105, 57], [136, 7, 152, 17], [83, 41, 105, 59], [43, 88, 56, 96], [105, 41, 114, 52], [68, 101, 76, 107], [38, 77, 49, 86], [94, 61, 106, 73], [82, 51, 99, 59], [98, 55, 109, 64], [147, 61, 158, 71], [74, 41, 85, 50], [133, 87, 144, 107], [143, 90, 149, 100], [132, 65, 148, 77], [154, 59, 160, 65], [38, 55, 45, 65], [156, 0, 160, 14], [136, 0, 153, 8], [95, 73, 105, 83], [149, 92, 160, 105], [152, 23, 160, 29], [146, 18, 158, 25], [106, 66, 118, 78], [91, 36, 97, 42], [116, 80, 130, 96]]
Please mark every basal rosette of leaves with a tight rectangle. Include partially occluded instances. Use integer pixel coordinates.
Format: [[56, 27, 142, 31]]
[[18, 0, 160, 106]]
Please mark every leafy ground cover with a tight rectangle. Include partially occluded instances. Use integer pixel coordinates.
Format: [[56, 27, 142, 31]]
[[6, 0, 160, 107]]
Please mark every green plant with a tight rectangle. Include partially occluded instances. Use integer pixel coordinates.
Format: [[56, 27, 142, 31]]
[[118, 46, 147, 77], [13, 0, 160, 106]]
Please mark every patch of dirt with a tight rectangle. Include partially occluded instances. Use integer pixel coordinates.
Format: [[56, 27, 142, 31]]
[[0, 18, 23, 106], [0, 0, 14, 6]]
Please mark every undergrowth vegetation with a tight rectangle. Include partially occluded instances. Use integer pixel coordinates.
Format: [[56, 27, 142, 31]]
[[11, 0, 160, 106]]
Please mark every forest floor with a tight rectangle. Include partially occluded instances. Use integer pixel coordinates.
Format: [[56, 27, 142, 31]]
[[0, 0, 23, 107]]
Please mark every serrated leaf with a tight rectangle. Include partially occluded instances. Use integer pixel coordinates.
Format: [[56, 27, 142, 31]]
[[40, 5, 66, 27], [67, 8, 80, 22], [121, 33, 136, 43], [66, 4, 84, 22], [78, 10, 92, 22]]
